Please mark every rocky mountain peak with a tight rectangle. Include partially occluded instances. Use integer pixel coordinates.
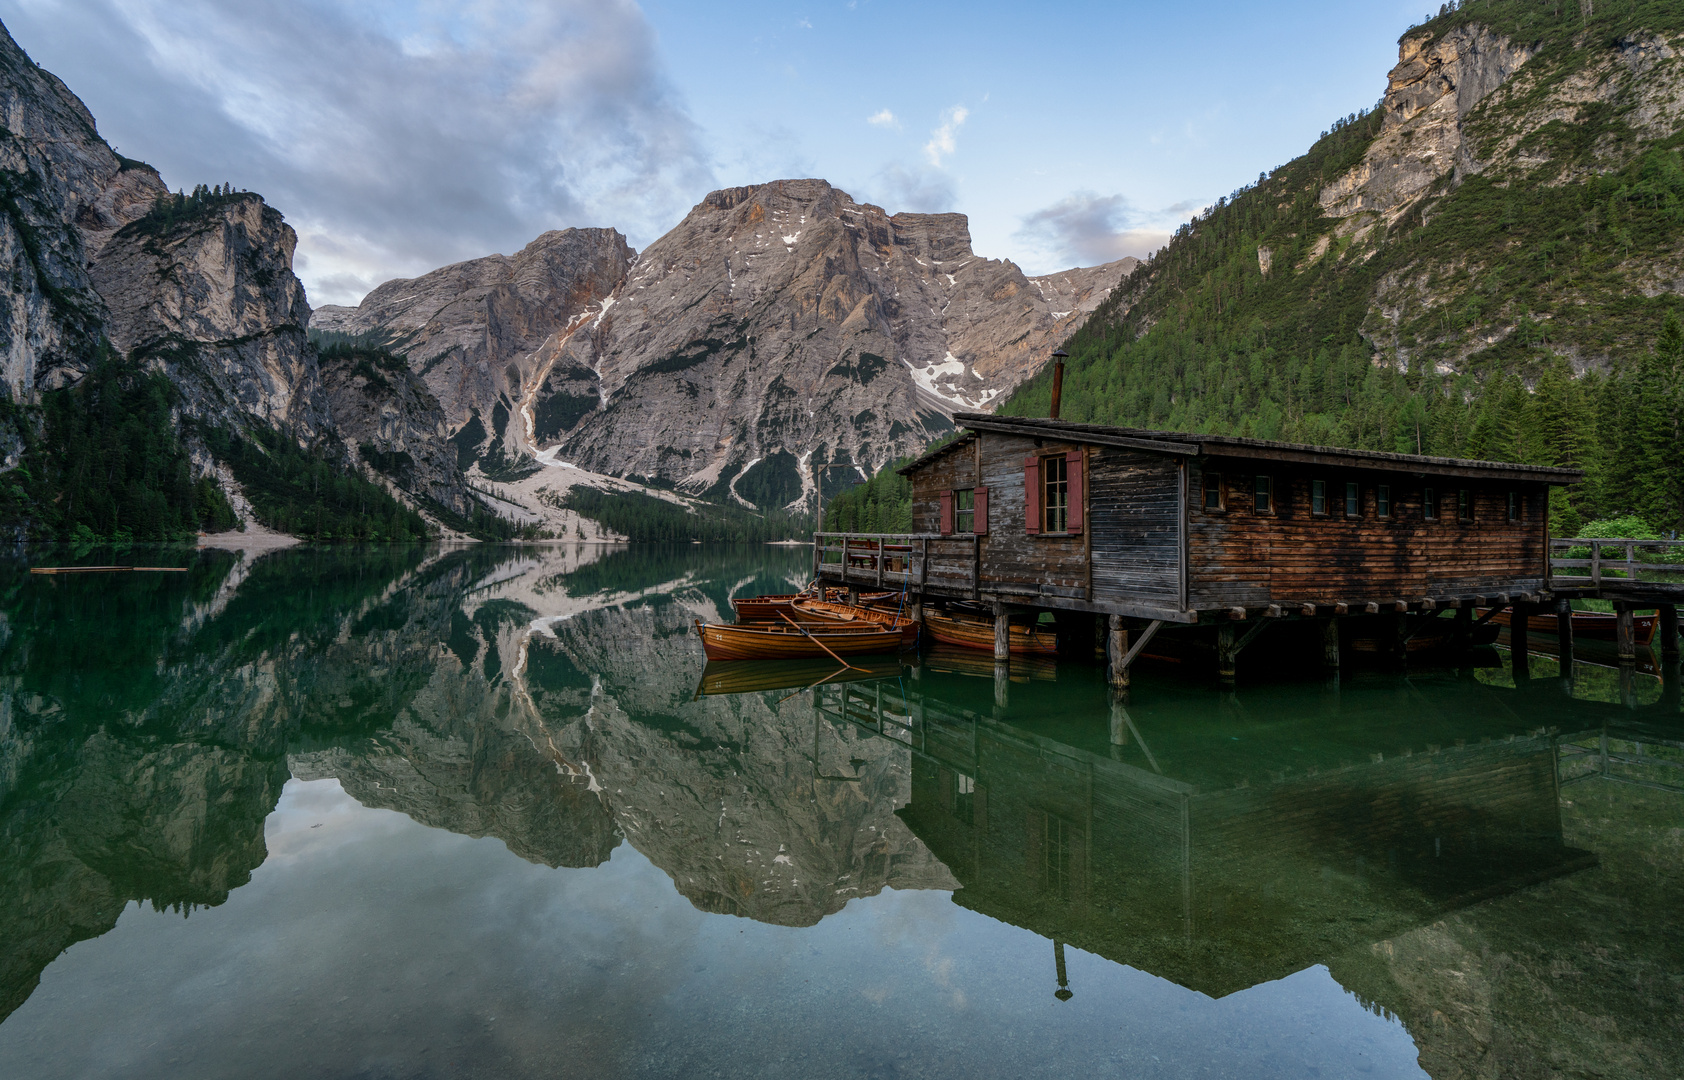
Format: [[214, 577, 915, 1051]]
[[1320, 23, 1536, 222], [323, 177, 1132, 514], [538, 177, 1132, 499]]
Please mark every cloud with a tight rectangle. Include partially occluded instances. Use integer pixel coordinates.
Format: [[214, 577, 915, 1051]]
[[922, 105, 968, 167], [866, 109, 898, 129], [3, 0, 714, 306], [868, 165, 956, 214], [1014, 192, 1171, 269]]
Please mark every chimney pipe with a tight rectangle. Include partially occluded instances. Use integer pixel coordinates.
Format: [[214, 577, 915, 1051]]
[[1049, 349, 1068, 420]]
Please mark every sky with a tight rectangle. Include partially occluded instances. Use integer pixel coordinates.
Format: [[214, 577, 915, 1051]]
[[1, 0, 1437, 307]]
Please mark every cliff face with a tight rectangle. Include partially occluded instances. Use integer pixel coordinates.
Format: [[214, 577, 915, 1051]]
[[1319, 25, 1538, 222], [0, 22, 488, 532], [91, 194, 329, 438], [313, 228, 634, 468], [546, 180, 1131, 493], [1316, 17, 1684, 368], [327, 181, 1131, 499], [0, 23, 165, 398], [317, 348, 471, 515]]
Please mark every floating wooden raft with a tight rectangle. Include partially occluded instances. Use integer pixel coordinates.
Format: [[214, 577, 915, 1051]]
[[923, 609, 1058, 656], [694, 619, 905, 661], [790, 599, 920, 645], [30, 566, 188, 575], [1481, 607, 1658, 646]]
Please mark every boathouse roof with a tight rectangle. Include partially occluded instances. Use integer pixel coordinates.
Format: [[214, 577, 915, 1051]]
[[897, 414, 1584, 485]]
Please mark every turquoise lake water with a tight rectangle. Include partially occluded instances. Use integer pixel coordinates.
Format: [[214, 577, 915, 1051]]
[[0, 543, 1677, 1079]]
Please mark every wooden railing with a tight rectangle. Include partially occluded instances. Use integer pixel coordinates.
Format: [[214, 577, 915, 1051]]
[[1550, 538, 1684, 587], [812, 531, 981, 599]]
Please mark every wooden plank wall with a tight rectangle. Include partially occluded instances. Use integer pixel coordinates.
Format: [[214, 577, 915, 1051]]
[[909, 439, 972, 535], [1089, 448, 1182, 605], [1187, 458, 1550, 608], [977, 433, 1088, 596]]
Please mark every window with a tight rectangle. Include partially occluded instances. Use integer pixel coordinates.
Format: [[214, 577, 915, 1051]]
[[1203, 471, 1224, 511], [1507, 491, 1520, 522], [1345, 480, 1360, 518], [1377, 484, 1391, 519], [1254, 474, 1273, 513], [1043, 454, 1069, 533], [955, 488, 975, 533], [1424, 487, 1437, 520], [1312, 479, 1327, 516], [1458, 489, 1472, 522], [1040, 812, 1075, 903]]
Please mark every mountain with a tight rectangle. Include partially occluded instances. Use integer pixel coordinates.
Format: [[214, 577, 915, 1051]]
[[996, 1, 1684, 533], [325, 179, 1132, 509], [311, 226, 634, 475], [0, 16, 1129, 540], [0, 21, 482, 541]]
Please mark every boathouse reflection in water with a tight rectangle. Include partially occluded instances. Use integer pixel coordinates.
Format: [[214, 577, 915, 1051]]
[[814, 674, 1597, 1001]]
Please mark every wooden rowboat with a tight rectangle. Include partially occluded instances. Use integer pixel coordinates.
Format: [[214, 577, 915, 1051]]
[[730, 593, 810, 622], [1481, 608, 1658, 645], [694, 619, 906, 661], [923, 609, 1058, 656], [790, 599, 920, 645], [732, 589, 900, 621]]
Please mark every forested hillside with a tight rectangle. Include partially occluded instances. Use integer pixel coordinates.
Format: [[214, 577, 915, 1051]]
[[993, 0, 1684, 536]]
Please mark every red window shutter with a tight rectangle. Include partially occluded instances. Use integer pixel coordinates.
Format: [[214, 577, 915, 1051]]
[[974, 487, 989, 535], [1023, 456, 1041, 534], [939, 490, 953, 535], [1066, 451, 1085, 534]]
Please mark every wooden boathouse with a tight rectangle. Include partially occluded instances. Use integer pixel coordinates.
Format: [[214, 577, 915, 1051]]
[[814, 414, 1684, 685]]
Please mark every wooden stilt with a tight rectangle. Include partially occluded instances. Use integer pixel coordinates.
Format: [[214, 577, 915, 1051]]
[[1511, 601, 1532, 680], [1616, 602, 1636, 664], [1452, 604, 1473, 650], [1660, 654, 1681, 715], [1108, 614, 1129, 690], [1390, 611, 1409, 672], [1660, 603, 1679, 660], [1322, 617, 1340, 669], [1109, 691, 1129, 746], [993, 601, 1010, 663], [847, 585, 859, 605], [1555, 602, 1575, 672], [993, 661, 1010, 710], [1217, 623, 1238, 685]]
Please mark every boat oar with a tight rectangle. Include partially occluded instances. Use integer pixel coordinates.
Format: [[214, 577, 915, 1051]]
[[779, 611, 868, 672], [775, 664, 851, 705]]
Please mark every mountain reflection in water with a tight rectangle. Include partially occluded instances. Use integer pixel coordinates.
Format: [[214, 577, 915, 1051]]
[[0, 543, 1677, 1079]]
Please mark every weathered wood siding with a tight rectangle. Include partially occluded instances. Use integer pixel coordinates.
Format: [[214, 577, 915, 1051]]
[[909, 438, 974, 535], [1089, 448, 1182, 605], [977, 433, 1087, 597], [903, 436, 1556, 614], [1187, 457, 1550, 608]]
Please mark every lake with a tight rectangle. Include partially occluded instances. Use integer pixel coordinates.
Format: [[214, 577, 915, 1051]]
[[0, 543, 1678, 1079]]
